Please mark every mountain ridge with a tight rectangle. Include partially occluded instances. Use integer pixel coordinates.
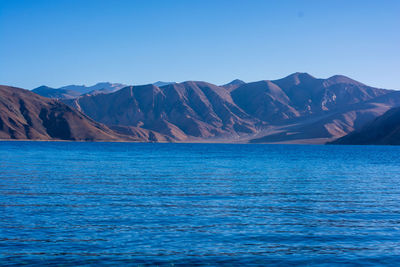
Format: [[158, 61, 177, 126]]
[[4, 73, 399, 143], [54, 73, 399, 144], [0, 85, 143, 141], [32, 82, 128, 99]]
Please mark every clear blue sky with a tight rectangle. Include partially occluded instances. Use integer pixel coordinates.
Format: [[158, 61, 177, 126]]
[[0, 0, 399, 89]]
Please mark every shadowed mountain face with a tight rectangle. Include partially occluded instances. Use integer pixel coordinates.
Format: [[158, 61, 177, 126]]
[[58, 73, 399, 143], [0, 85, 142, 141], [330, 99, 400, 145], [32, 86, 81, 99]]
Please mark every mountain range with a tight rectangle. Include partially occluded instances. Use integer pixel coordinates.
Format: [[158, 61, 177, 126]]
[[32, 82, 128, 99], [32, 82, 177, 99], [2, 72, 400, 144]]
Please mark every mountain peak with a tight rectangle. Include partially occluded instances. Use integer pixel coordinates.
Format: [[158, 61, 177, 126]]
[[153, 81, 176, 87], [224, 79, 245, 86], [284, 72, 315, 81], [325, 75, 364, 86], [272, 72, 316, 88], [221, 79, 246, 91], [33, 85, 55, 91]]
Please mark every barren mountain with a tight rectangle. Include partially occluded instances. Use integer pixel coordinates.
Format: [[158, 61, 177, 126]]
[[0, 85, 141, 141], [246, 74, 398, 143], [65, 82, 258, 141], [249, 92, 400, 144], [26, 73, 400, 143], [330, 96, 400, 145], [65, 73, 396, 143], [32, 82, 127, 99]]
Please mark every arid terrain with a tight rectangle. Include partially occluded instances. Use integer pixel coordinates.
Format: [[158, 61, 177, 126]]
[[2, 73, 400, 144]]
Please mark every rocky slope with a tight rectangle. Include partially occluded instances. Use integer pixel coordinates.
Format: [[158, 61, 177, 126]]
[[330, 99, 400, 145], [60, 73, 398, 143], [0, 85, 141, 141], [64, 82, 259, 141]]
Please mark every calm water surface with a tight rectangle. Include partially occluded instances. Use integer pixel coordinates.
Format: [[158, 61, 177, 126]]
[[1, 142, 400, 266]]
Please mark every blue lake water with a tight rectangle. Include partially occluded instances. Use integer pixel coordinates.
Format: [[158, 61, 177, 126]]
[[1, 142, 400, 266]]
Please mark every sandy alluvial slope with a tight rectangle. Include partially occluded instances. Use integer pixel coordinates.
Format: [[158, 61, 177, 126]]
[[330, 102, 400, 145]]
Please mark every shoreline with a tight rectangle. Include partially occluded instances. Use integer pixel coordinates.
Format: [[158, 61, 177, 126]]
[[0, 138, 354, 145]]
